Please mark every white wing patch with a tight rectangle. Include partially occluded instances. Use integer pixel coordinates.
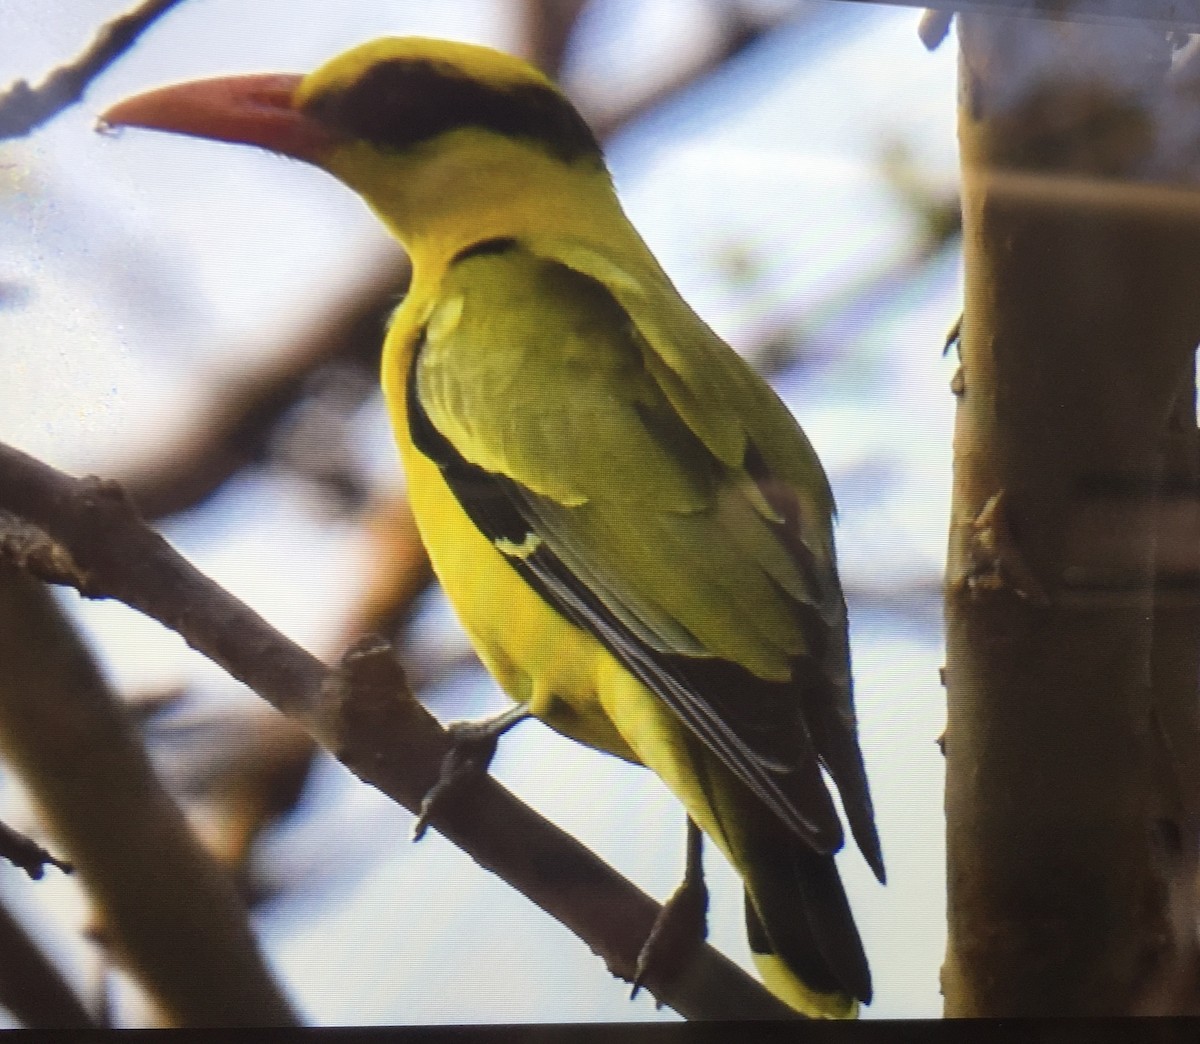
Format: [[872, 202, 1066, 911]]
[[427, 293, 465, 342]]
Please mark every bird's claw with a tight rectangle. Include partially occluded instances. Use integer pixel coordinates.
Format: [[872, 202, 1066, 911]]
[[411, 707, 530, 841], [630, 862, 709, 1002], [411, 722, 501, 841]]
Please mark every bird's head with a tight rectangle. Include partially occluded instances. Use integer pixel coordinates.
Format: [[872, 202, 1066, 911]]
[[102, 37, 617, 258]]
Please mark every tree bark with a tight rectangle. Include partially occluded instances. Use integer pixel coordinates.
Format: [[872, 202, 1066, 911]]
[[944, 10, 1200, 1015]]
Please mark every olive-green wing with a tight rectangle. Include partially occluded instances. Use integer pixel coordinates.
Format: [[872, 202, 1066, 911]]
[[410, 238, 879, 872], [544, 233, 883, 881]]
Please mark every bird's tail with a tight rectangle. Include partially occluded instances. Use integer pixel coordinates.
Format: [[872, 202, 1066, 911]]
[[742, 831, 870, 1018]]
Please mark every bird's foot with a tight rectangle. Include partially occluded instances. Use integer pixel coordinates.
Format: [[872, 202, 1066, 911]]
[[631, 820, 708, 1002], [631, 871, 709, 1002], [411, 705, 530, 841]]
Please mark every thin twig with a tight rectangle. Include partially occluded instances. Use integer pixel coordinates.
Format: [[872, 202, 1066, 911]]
[[0, 0, 187, 140], [0, 819, 72, 880], [0, 440, 798, 1021]]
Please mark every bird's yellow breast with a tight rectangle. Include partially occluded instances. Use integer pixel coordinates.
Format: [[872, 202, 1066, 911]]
[[381, 295, 639, 763]]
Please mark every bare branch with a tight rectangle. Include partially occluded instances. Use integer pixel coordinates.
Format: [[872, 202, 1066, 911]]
[[0, 0, 188, 141], [0, 899, 94, 1028], [0, 440, 798, 1020]]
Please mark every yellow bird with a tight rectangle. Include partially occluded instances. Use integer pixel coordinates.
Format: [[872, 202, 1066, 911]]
[[103, 37, 884, 1017]]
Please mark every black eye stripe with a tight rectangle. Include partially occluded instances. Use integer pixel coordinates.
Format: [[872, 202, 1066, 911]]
[[303, 58, 601, 163]]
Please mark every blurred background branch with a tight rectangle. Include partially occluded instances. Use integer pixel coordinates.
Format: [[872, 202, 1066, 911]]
[[0, 899, 94, 1028], [0, 565, 296, 1026]]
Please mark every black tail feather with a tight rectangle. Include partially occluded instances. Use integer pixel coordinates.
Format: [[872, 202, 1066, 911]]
[[745, 835, 872, 1005]]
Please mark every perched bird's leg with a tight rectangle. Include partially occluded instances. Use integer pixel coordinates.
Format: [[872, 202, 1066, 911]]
[[632, 817, 709, 1001], [412, 704, 531, 841]]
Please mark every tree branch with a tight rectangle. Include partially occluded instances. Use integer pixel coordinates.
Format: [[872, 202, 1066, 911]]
[[0, 899, 94, 1028], [850, 0, 1200, 32], [0, 568, 297, 1026], [0, 440, 797, 1021], [0, 0, 188, 140]]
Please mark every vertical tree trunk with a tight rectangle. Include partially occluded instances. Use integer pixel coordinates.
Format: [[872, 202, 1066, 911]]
[[943, 9, 1200, 1015], [1145, 373, 1200, 1012]]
